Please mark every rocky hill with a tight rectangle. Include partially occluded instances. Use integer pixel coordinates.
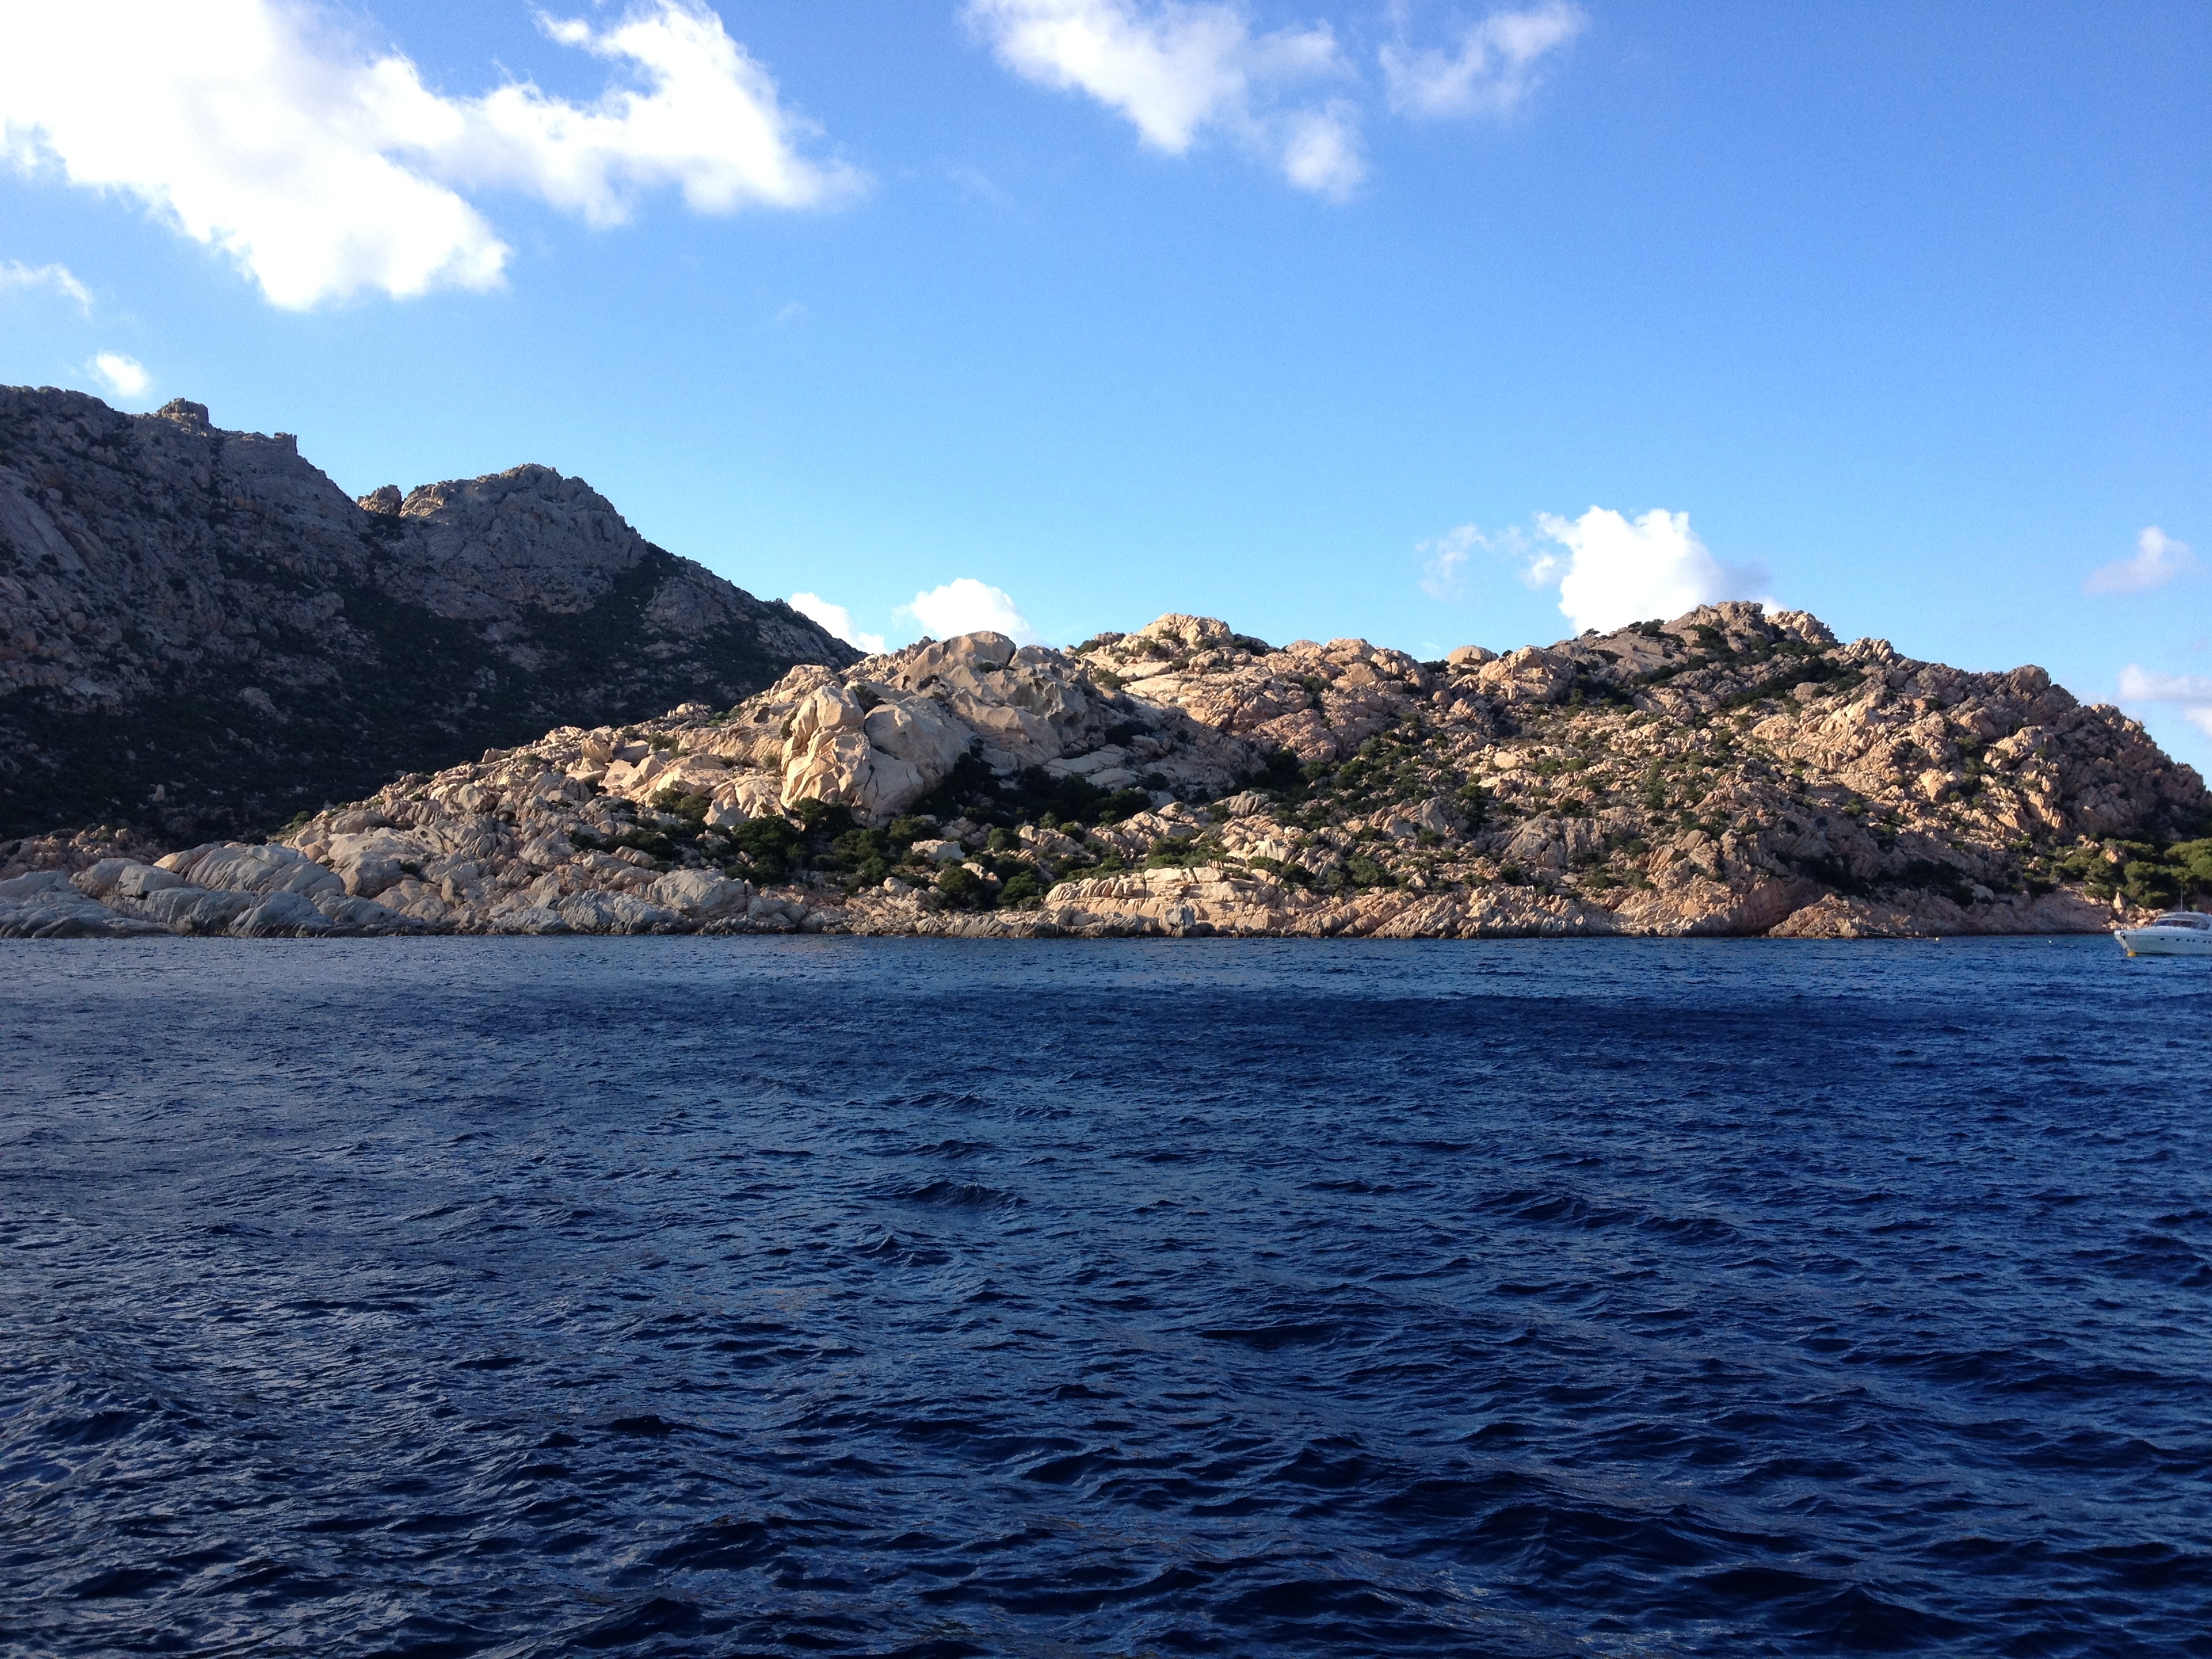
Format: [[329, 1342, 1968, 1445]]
[[9, 602, 2207, 941], [0, 387, 855, 839]]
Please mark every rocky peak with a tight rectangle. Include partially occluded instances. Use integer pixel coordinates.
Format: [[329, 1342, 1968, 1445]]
[[373, 464, 673, 619], [0, 384, 855, 838], [1137, 613, 1236, 652], [899, 630, 1021, 687]]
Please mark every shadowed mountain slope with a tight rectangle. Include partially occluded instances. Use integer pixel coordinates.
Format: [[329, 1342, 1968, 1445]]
[[0, 387, 855, 839]]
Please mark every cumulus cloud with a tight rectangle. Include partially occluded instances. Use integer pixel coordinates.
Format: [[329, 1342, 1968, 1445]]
[[1380, 1, 1586, 119], [1530, 506, 1767, 634], [90, 352, 149, 399], [963, 0, 1364, 199], [788, 592, 886, 655], [2118, 665, 2212, 739], [904, 577, 1040, 644], [2085, 526, 2195, 596], [0, 258, 92, 313], [0, 0, 861, 309]]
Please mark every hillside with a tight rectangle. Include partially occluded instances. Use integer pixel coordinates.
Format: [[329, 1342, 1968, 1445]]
[[7, 602, 2205, 941], [0, 388, 855, 839]]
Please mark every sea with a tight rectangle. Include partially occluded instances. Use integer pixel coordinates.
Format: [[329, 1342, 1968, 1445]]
[[3, 937, 2209, 1658]]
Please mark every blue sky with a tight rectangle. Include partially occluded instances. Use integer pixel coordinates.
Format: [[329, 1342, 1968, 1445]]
[[3, 1, 2207, 771]]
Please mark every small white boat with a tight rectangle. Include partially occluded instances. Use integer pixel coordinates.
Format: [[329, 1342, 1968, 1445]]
[[2116, 911, 2212, 956]]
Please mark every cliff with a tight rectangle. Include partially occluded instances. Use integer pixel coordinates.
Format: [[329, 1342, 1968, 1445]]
[[7, 602, 2206, 940], [0, 387, 856, 839]]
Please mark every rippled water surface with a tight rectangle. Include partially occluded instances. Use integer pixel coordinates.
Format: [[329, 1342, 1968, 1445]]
[[4, 937, 2211, 1657]]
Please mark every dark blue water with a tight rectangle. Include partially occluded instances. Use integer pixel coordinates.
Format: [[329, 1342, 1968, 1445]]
[[3, 939, 2209, 1658]]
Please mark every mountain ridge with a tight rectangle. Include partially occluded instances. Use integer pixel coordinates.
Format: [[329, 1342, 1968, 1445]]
[[0, 386, 855, 839]]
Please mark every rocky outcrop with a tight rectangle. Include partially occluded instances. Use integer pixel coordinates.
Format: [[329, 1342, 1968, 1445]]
[[0, 387, 855, 839], [8, 600, 2204, 941]]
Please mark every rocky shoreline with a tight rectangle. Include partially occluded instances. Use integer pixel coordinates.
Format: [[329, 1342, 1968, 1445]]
[[5, 602, 2205, 941]]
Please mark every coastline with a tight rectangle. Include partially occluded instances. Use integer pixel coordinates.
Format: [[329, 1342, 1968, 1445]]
[[0, 854, 2142, 942], [4, 605, 2203, 943]]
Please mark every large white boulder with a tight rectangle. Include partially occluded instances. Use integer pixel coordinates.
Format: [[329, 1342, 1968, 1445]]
[[0, 872, 164, 937], [136, 886, 258, 933], [779, 682, 975, 821], [1473, 645, 1576, 704], [857, 694, 970, 806], [493, 904, 571, 935], [323, 830, 429, 897], [228, 890, 332, 937], [649, 869, 752, 917], [164, 841, 340, 897], [309, 890, 411, 932], [72, 859, 184, 901], [554, 890, 678, 934], [707, 771, 785, 825], [1042, 865, 1298, 935]]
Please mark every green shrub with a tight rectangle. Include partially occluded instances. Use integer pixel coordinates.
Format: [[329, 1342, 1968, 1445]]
[[2171, 839, 2212, 897], [728, 816, 799, 879], [909, 750, 1152, 832], [935, 863, 987, 909], [998, 872, 1044, 909], [793, 798, 855, 833], [1095, 788, 1152, 824], [1142, 839, 1207, 869], [830, 826, 891, 869], [651, 787, 712, 826], [2126, 865, 2181, 909]]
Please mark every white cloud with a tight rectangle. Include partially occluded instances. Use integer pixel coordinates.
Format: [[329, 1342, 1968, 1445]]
[[2118, 665, 2212, 739], [2118, 667, 2212, 701], [0, 258, 92, 313], [947, 161, 1013, 207], [788, 592, 886, 655], [1381, 1, 1586, 119], [0, 0, 861, 310], [2085, 526, 2195, 596], [1530, 506, 1767, 634], [1418, 521, 1532, 600], [963, 0, 1365, 199], [90, 352, 149, 398], [903, 577, 1040, 644]]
